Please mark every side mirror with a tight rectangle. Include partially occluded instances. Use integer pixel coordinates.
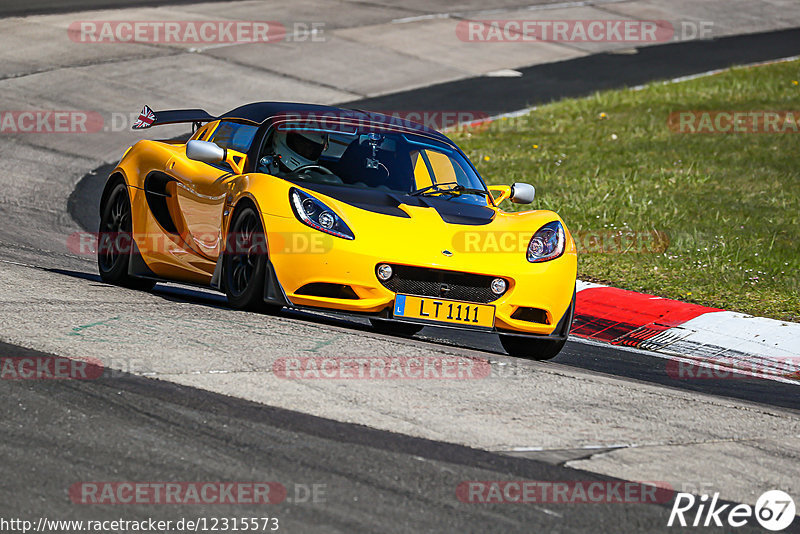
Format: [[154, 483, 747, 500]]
[[510, 182, 535, 204], [186, 140, 226, 164]]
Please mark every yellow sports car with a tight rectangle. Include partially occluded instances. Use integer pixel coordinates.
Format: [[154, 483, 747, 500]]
[[98, 103, 577, 359]]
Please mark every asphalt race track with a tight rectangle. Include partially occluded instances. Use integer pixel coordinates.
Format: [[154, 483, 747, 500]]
[[71, 28, 800, 413], [0, 341, 716, 533], [1, 1, 799, 532], [347, 28, 800, 115]]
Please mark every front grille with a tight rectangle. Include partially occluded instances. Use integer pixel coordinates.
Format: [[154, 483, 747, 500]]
[[378, 264, 506, 303]]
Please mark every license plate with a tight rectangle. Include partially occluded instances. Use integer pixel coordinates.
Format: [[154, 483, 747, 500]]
[[392, 294, 495, 329]]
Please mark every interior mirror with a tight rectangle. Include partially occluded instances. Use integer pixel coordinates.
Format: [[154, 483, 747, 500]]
[[510, 182, 535, 204], [186, 140, 225, 164]]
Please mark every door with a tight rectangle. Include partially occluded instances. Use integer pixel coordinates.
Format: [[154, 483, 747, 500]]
[[168, 120, 258, 261]]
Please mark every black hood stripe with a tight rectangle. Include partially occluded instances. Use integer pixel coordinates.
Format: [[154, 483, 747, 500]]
[[294, 181, 495, 225]]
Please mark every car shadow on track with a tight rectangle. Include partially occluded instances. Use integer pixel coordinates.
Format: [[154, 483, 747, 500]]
[[46, 267, 800, 413], [46, 266, 424, 341]]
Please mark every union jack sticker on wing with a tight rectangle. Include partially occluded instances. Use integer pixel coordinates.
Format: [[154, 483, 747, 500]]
[[132, 105, 156, 129]]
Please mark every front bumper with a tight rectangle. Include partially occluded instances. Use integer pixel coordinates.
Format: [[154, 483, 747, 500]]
[[263, 213, 577, 336]]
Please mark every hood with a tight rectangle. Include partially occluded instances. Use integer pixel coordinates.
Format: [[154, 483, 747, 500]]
[[296, 181, 496, 226]]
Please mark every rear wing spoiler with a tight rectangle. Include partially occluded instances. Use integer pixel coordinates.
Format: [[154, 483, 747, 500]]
[[132, 105, 216, 130]]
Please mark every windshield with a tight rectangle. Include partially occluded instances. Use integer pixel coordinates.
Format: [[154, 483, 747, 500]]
[[257, 124, 488, 204]]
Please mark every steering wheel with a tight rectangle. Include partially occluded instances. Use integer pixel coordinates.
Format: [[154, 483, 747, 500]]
[[292, 164, 334, 176]]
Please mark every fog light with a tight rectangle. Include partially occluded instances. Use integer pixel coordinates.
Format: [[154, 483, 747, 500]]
[[491, 278, 507, 295], [318, 211, 335, 229], [377, 264, 393, 281]]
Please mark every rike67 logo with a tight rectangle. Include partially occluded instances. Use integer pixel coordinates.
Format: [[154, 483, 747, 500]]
[[668, 490, 795, 531]]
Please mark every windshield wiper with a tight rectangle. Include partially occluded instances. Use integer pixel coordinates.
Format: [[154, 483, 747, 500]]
[[408, 181, 459, 196], [451, 185, 491, 198], [409, 182, 490, 199]]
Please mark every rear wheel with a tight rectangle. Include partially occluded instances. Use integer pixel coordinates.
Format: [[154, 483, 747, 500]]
[[223, 205, 281, 313], [97, 180, 155, 291], [369, 319, 423, 337]]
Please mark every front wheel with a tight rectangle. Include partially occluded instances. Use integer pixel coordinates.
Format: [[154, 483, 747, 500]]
[[369, 319, 423, 337], [499, 334, 568, 361], [223, 205, 281, 314], [499, 291, 575, 360]]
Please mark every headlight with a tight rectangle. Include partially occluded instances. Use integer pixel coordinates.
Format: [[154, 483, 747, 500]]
[[526, 221, 565, 263], [290, 188, 355, 240]]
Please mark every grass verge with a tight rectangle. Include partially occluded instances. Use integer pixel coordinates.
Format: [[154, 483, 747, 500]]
[[452, 59, 800, 321]]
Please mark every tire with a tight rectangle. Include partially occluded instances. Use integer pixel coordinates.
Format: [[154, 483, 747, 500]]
[[223, 204, 281, 313], [499, 291, 575, 360], [499, 334, 568, 361], [369, 318, 424, 337], [97, 180, 155, 291]]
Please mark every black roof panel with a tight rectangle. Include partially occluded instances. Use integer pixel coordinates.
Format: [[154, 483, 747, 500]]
[[218, 102, 453, 144]]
